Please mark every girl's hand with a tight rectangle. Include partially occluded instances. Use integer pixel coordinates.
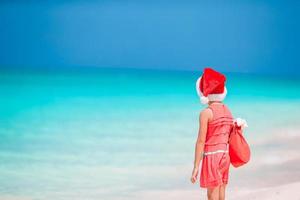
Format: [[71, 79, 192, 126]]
[[190, 167, 199, 184]]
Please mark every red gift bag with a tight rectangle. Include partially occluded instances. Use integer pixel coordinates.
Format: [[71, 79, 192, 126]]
[[229, 122, 251, 167]]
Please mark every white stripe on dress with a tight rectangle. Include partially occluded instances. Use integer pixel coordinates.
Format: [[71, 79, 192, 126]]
[[203, 149, 228, 156]]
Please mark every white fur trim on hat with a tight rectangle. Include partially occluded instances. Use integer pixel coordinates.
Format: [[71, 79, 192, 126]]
[[207, 87, 227, 102], [195, 76, 202, 97], [195, 76, 227, 104]]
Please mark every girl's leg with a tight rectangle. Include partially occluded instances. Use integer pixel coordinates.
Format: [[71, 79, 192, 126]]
[[207, 186, 219, 200], [219, 183, 227, 200]]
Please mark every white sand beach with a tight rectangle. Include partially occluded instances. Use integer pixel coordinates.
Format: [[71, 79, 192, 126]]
[[125, 181, 300, 200], [229, 181, 300, 200]]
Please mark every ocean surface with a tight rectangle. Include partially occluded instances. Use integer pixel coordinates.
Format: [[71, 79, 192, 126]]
[[0, 67, 300, 200]]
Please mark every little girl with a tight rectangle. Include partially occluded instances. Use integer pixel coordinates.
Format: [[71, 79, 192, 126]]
[[190, 68, 233, 200]]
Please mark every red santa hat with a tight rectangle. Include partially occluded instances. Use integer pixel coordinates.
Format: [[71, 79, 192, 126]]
[[195, 67, 227, 104]]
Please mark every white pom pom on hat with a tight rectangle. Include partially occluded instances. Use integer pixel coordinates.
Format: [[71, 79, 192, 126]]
[[195, 68, 227, 104], [200, 96, 209, 104]]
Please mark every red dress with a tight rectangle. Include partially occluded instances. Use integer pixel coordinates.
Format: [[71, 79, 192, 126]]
[[200, 103, 234, 188]]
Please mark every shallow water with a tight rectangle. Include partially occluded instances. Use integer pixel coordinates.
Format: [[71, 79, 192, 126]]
[[0, 67, 300, 199]]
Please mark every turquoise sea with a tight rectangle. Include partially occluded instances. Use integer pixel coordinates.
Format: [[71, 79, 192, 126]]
[[0, 67, 300, 200]]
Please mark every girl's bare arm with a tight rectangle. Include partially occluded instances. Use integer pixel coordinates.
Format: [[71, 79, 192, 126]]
[[193, 109, 211, 169]]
